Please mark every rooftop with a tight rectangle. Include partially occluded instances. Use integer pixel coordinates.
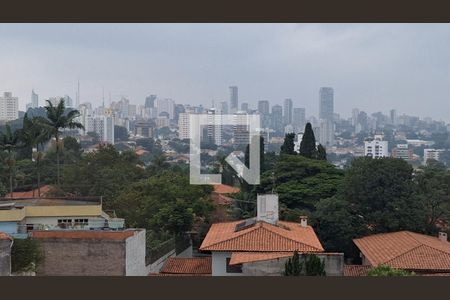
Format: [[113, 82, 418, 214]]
[[212, 184, 240, 195], [157, 257, 212, 275], [343, 265, 371, 276], [354, 231, 450, 272], [200, 220, 324, 253], [0, 197, 102, 207], [0, 232, 12, 240], [31, 229, 141, 240]]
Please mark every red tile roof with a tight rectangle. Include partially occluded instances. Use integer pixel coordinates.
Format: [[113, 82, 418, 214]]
[[31, 230, 139, 241], [354, 231, 450, 271], [213, 184, 240, 194], [343, 265, 371, 276], [5, 185, 52, 198], [200, 220, 324, 252], [159, 257, 212, 275], [229, 251, 293, 265]]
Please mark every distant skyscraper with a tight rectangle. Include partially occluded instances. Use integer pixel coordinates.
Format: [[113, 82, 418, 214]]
[[31, 89, 39, 108], [156, 98, 175, 120], [390, 109, 397, 125], [145, 95, 157, 108], [76, 80, 80, 108], [364, 135, 389, 158], [319, 119, 335, 148], [218, 101, 229, 114], [351, 108, 359, 127], [233, 111, 249, 145], [271, 104, 283, 133], [258, 100, 270, 128], [283, 98, 293, 125], [241, 102, 249, 112], [293, 107, 306, 132], [319, 87, 334, 122], [229, 86, 238, 113], [0, 92, 19, 122], [64, 95, 73, 108]]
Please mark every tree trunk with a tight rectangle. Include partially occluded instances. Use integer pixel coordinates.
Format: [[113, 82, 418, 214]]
[[9, 167, 13, 199], [56, 134, 60, 187]]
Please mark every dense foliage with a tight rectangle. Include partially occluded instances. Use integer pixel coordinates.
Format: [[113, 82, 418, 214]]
[[11, 238, 44, 273], [368, 265, 414, 276]]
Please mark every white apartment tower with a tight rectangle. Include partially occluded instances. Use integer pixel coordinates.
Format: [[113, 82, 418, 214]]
[[364, 134, 389, 158], [0, 92, 19, 122]]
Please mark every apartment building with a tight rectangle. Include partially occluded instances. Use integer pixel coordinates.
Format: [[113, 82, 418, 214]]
[[0, 92, 19, 122]]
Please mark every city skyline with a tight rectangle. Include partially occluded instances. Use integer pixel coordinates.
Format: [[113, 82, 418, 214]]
[[1, 24, 450, 121]]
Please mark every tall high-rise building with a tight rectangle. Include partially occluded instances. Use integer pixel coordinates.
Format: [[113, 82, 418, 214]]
[[178, 112, 191, 140], [271, 104, 283, 133], [390, 109, 397, 125], [145, 95, 157, 108], [64, 95, 73, 108], [258, 100, 270, 128], [0, 92, 19, 122], [319, 119, 335, 148], [351, 108, 359, 127], [218, 101, 229, 114], [31, 89, 39, 108], [283, 98, 293, 125], [205, 108, 222, 145], [241, 102, 249, 112], [257, 100, 270, 115], [229, 86, 238, 113], [156, 98, 175, 120], [292, 107, 306, 132], [233, 111, 249, 145], [319, 87, 334, 122]]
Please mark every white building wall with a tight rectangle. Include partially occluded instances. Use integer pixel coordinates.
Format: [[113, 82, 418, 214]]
[[211, 252, 245, 276], [0, 92, 19, 121], [125, 229, 147, 276]]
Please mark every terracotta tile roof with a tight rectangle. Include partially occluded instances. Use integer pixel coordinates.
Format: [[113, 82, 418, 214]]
[[213, 184, 240, 194], [343, 265, 371, 276], [159, 257, 212, 275], [31, 230, 139, 240], [354, 231, 450, 271], [200, 220, 324, 252], [229, 251, 293, 265], [0, 232, 12, 240], [5, 185, 52, 198]]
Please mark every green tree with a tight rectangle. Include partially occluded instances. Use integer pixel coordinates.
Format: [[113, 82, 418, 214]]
[[19, 113, 51, 196], [37, 99, 84, 186], [317, 144, 327, 160], [304, 254, 326, 276], [413, 164, 450, 232], [280, 133, 296, 155], [257, 154, 343, 212], [0, 125, 23, 197], [283, 250, 303, 276], [368, 265, 414, 276], [11, 238, 44, 273], [340, 157, 426, 233], [299, 123, 317, 159]]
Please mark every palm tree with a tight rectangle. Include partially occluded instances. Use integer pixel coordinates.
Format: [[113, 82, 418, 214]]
[[19, 113, 51, 197], [0, 125, 23, 198], [37, 99, 84, 186]]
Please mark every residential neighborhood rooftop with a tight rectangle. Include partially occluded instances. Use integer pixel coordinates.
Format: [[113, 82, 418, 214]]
[[31, 229, 142, 240], [353, 231, 450, 272], [200, 219, 324, 253], [157, 257, 212, 276]]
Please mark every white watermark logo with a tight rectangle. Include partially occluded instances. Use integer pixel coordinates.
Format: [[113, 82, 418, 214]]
[[189, 114, 260, 185]]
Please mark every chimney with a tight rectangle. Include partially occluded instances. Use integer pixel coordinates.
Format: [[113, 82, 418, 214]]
[[300, 216, 308, 228], [256, 194, 279, 225], [438, 232, 448, 242]]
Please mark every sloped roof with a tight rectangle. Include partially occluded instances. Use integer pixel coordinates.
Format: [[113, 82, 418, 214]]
[[343, 265, 371, 276], [229, 251, 293, 265], [159, 257, 212, 275], [5, 185, 51, 198], [354, 231, 450, 271], [200, 220, 324, 252], [213, 184, 240, 194]]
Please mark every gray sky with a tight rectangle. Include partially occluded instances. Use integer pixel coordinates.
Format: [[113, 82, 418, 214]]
[[1, 24, 450, 122]]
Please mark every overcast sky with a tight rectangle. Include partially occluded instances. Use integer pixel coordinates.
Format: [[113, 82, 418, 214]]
[[1, 24, 449, 122]]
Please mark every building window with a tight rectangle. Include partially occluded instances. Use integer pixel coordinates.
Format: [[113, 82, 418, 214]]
[[74, 218, 89, 226], [226, 258, 243, 273], [57, 219, 72, 228]]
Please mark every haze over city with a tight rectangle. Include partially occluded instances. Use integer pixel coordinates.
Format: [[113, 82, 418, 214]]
[[1, 23, 450, 121]]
